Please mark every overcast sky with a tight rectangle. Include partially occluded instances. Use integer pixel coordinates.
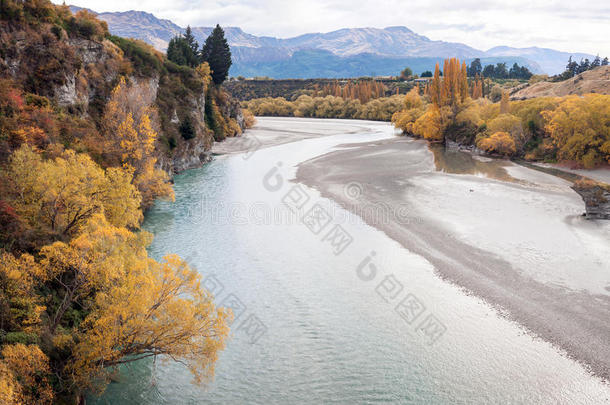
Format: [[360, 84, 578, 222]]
[[60, 0, 609, 55]]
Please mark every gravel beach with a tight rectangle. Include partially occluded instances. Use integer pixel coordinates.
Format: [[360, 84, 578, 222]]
[[296, 136, 610, 381]]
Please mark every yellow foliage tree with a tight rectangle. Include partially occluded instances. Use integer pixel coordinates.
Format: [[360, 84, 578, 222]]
[[0, 253, 46, 335], [430, 63, 442, 107], [413, 107, 444, 142], [542, 94, 610, 168], [500, 91, 510, 114], [403, 87, 424, 110], [0, 344, 53, 404], [195, 62, 213, 92], [392, 87, 427, 134], [69, 254, 230, 392], [0, 360, 20, 405], [40, 214, 149, 334], [487, 114, 523, 146], [477, 131, 517, 156], [133, 159, 174, 207], [8, 146, 142, 238], [103, 78, 174, 207], [460, 61, 469, 102]]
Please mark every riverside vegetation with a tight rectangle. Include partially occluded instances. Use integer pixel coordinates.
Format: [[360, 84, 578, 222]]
[[243, 59, 609, 169], [0, 1, 258, 402]]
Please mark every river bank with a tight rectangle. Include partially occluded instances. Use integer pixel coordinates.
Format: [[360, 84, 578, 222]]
[[211, 117, 378, 156], [295, 135, 610, 381]]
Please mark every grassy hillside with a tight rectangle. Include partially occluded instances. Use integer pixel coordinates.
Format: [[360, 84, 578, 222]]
[[512, 66, 610, 100]]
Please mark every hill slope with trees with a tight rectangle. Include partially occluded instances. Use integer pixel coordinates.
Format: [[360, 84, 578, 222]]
[[0, 1, 251, 402], [512, 66, 610, 100]]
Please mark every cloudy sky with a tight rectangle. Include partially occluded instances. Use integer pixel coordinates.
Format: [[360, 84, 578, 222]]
[[61, 0, 609, 55]]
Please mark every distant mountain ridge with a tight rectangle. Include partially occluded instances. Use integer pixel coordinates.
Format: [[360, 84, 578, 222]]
[[71, 6, 595, 77]]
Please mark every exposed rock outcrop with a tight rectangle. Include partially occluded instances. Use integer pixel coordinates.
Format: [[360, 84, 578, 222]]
[[221, 95, 246, 131], [0, 17, 246, 176], [162, 137, 213, 173], [571, 180, 610, 220]]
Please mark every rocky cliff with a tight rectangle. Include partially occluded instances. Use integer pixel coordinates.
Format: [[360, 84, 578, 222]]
[[571, 180, 610, 220], [0, 7, 245, 175]]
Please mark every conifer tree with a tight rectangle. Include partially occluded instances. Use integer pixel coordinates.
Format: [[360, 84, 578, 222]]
[[200, 24, 232, 85], [184, 26, 199, 55], [167, 30, 199, 68]]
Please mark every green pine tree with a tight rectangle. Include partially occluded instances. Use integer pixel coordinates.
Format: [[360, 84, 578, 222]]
[[184, 26, 199, 55], [166, 28, 199, 68], [200, 24, 232, 85]]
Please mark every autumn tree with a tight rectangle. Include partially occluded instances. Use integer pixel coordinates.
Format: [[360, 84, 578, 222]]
[[7, 145, 142, 239], [413, 107, 443, 142], [30, 212, 229, 396], [542, 94, 610, 168], [471, 75, 483, 99], [70, 254, 230, 391], [0, 252, 46, 337], [430, 63, 442, 107], [103, 78, 174, 207], [500, 91, 510, 114], [0, 344, 53, 404], [195, 62, 213, 92], [39, 214, 147, 334], [477, 132, 517, 156]]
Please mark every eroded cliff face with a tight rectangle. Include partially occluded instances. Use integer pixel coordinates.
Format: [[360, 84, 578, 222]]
[[0, 21, 245, 175], [156, 88, 212, 173], [221, 95, 245, 130]]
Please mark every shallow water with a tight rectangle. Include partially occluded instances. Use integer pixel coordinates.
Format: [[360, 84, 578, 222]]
[[415, 145, 610, 295], [93, 118, 610, 404], [430, 145, 519, 183]]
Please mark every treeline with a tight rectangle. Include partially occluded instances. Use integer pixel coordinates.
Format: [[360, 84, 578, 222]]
[[466, 59, 533, 79], [167, 25, 232, 85], [399, 59, 532, 80], [224, 77, 411, 101], [243, 95, 404, 121], [392, 59, 610, 167], [0, 1, 232, 403], [318, 80, 388, 103], [244, 58, 609, 168], [555, 55, 609, 81]]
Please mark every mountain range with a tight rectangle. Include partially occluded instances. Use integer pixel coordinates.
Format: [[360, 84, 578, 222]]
[[72, 7, 595, 78]]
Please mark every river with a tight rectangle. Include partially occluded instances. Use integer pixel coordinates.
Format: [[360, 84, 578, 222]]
[[94, 118, 610, 404]]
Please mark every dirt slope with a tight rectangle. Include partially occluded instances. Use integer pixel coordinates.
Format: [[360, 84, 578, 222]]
[[511, 66, 610, 99]]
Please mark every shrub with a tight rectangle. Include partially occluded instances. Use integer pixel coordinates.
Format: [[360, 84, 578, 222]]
[[243, 109, 256, 128], [477, 131, 516, 156], [108, 36, 163, 76], [489, 85, 503, 102], [179, 115, 196, 140]]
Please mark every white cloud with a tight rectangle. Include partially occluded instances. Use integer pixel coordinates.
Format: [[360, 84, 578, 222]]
[[59, 0, 610, 55]]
